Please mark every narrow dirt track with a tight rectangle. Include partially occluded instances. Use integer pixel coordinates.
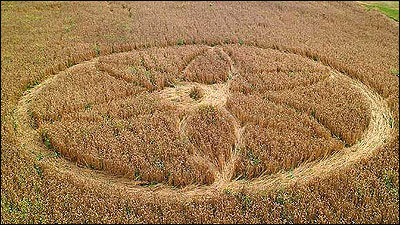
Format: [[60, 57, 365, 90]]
[[14, 44, 395, 199]]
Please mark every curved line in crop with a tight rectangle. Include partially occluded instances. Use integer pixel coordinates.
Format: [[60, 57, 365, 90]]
[[14, 43, 395, 198]]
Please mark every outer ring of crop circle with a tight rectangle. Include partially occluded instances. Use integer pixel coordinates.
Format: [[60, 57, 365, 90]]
[[14, 43, 394, 198]]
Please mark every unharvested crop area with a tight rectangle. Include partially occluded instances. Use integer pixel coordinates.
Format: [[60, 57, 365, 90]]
[[1, 1, 399, 224]]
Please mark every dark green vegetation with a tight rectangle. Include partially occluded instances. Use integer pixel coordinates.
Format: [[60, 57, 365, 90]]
[[360, 1, 399, 21]]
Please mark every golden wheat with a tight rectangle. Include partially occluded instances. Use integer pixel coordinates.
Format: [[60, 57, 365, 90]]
[[1, 1, 398, 224]]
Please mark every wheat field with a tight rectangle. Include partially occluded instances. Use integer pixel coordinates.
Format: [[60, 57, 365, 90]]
[[1, 1, 399, 224]]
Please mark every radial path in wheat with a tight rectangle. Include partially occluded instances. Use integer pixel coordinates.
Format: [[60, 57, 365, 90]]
[[15, 44, 394, 197]]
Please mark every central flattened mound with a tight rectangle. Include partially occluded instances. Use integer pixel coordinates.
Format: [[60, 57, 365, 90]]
[[28, 45, 370, 187]]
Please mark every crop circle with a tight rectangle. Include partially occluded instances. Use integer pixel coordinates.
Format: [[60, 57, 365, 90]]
[[18, 44, 390, 194]]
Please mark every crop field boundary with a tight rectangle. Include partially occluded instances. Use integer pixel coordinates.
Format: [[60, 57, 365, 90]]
[[14, 42, 396, 199]]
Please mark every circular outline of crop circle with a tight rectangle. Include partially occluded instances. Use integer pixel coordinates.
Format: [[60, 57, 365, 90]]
[[15, 43, 394, 198]]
